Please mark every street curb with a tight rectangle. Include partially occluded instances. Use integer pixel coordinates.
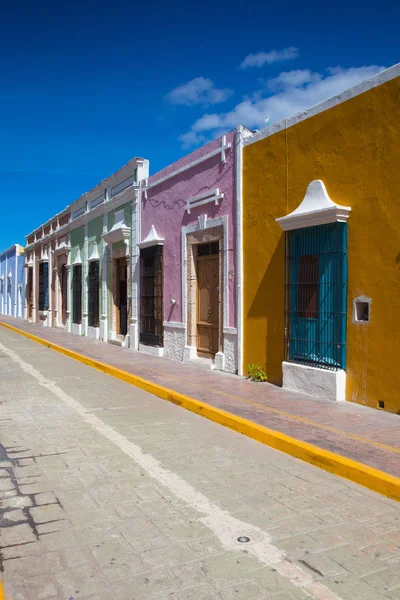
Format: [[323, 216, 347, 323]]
[[0, 579, 5, 600], [1, 320, 400, 503]]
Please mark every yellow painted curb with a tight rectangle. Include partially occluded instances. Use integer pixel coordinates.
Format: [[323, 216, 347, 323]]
[[1, 320, 400, 503], [0, 579, 5, 600]]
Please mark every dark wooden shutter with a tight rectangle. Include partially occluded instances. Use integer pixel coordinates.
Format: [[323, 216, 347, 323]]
[[73, 265, 82, 324], [140, 246, 163, 346], [88, 261, 100, 327], [38, 262, 49, 311]]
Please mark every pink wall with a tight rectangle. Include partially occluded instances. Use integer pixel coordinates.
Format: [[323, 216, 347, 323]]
[[141, 129, 237, 328]]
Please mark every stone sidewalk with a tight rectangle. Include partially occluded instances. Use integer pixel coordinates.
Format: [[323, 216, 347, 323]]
[[1, 327, 400, 600], [1, 317, 400, 480]]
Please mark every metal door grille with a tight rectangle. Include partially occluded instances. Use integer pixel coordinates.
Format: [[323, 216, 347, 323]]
[[72, 264, 82, 324], [285, 222, 347, 370], [140, 246, 163, 346], [88, 261, 99, 327], [38, 262, 49, 311]]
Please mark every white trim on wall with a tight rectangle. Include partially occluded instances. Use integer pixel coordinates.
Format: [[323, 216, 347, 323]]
[[185, 189, 224, 214], [163, 321, 185, 329], [14, 250, 18, 318]]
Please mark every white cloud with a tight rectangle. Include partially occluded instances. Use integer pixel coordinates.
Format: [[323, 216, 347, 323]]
[[166, 77, 233, 106], [239, 47, 299, 70], [179, 131, 207, 149], [181, 64, 385, 146], [265, 69, 321, 91]]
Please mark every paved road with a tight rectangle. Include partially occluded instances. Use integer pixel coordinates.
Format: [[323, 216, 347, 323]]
[[0, 329, 400, 600]]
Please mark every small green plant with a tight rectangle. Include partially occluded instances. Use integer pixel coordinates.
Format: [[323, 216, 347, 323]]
[[247, 364, 267, 382]]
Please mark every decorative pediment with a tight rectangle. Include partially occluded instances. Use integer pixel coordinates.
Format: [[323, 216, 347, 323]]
[[276, 180, 351, 231], [72, 247, 82, 265], [54, 238, 71, 256], [24, 254, 34, 268], [54, 237, 71, 256], [38, 245, 49, 263], [102, 209, 130, 246], [137, 225, 164, 249], [88, 241, 100, 262]]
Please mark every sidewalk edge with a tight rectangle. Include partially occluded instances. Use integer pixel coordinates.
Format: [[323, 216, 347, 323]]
[[1, 320, 399, 503]]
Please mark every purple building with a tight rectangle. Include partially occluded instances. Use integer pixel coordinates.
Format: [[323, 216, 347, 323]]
[[138, 126, 251, 374]]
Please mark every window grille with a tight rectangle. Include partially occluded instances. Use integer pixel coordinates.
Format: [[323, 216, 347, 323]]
[[285, 222, 347, 370], [197, 242, 219, 257], [38, 262, 49, 311], [88, 261, 100, 328], [72, 265, 82, 324], [140, 246, 163, 346]]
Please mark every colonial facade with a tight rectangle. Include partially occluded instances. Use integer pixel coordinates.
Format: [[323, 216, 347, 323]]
[[22, 127, 250, 375], [0, 244, 25, 318], [24, 157, 149, 347], [139, 127, 251, 373], [242, 63, 400, 413]]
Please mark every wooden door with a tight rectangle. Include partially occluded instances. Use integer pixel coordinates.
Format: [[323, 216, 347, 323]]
[[61, 265, 67, 324], [196, 245, 219, 357]]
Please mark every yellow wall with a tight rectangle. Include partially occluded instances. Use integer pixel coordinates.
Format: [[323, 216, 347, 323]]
[[243, 75, 400, 413]]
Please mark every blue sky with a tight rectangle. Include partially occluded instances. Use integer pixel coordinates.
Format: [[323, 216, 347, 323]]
[[1, 0, 399, 252]]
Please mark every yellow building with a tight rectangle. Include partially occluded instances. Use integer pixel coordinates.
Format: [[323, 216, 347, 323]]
[[242, 63, 400, 414]]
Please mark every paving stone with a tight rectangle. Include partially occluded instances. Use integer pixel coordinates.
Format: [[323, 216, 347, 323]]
[[329, 525, 382, 548], [296, 552, 347, 578], [17, 458, 35, 466], [3, 551, 63, 579], [19, 483, 53, 495], [22, 573, 58, 599], [1, 540, 41, 559], [36, 519, 72, 535], [169, 560, 207, 590], [0, 477, 16, 492], [1, 495, 33, 509], [251, 566, 311, 599], [60, 545, 97, 569], [2, 509, 26, 523], [39, 529, 89, 550], [34, 492, 58, 505], [89, 539, 134, 566], [363, 542, 400, 562], [54, 565, 105, 598], [326, 576, 389, 600], [326, 545, 386, 577], [218, 579, 271, 599], [363, 567, 400, 592], [29, 503, 66, 524], [138, 542, 196, 570], [0, 523, 37, 546]]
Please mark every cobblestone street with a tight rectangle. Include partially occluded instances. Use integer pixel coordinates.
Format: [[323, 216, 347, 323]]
[[1, 327, 400, 600]]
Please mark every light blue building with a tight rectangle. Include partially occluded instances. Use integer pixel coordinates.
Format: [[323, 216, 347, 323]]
[[0, 244, 25, 318]]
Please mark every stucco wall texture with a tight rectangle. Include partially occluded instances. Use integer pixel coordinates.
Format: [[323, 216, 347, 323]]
[[242, 74, 400, 414], [142, 130, 237, 329]]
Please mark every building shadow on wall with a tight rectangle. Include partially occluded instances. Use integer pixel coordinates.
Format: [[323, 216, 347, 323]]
[[247, 234, 285, 387]]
